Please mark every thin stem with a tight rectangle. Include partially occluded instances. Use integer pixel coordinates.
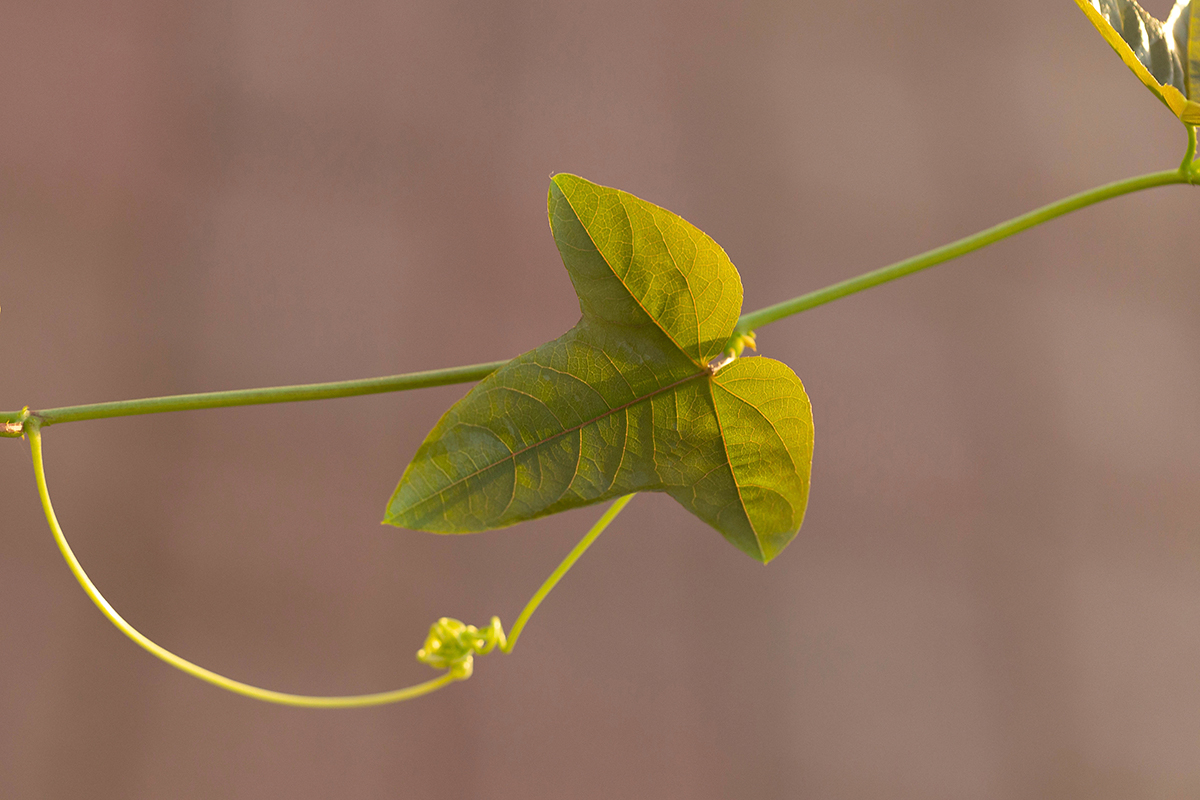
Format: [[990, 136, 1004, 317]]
[[27, 423, 458, 708], [1184, 125, 1198, 178], [501, 494, 636, 653], [13, 361, 507, 428], [2, 167, 1194, 428], [732, 168, 1188, 333]]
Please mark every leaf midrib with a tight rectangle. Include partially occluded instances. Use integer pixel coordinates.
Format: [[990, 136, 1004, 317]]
[[395, 368, 711, 516], [706, 378, 762, 558], [558, 183, 706, 370]]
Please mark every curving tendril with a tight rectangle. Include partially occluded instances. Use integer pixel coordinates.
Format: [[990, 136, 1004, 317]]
[[413, 492, 638, 680], [417, 616, 507, 680], [23, 419, 635, 707]]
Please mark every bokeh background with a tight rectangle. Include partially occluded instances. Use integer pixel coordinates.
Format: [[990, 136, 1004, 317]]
[[2, 1, 1199, 797]]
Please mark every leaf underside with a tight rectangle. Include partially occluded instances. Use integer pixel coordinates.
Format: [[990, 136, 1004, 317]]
[[384, 174, 814, 563], [1076, 0, 1200, 123]]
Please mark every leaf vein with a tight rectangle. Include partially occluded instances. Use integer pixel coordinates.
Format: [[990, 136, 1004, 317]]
[[403, 371, 708, 513]]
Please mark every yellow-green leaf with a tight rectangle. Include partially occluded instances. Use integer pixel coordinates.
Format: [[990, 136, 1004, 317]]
[[1075, 0, 1200, 124], [384, 174, 814, 563]]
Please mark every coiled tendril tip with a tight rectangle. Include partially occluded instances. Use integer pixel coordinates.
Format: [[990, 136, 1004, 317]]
[[417, 616, 508, 680]]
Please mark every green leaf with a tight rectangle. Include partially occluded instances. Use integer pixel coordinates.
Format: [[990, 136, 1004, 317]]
[[384, 174, 814, 563], [1075, 0, 1200, 124]]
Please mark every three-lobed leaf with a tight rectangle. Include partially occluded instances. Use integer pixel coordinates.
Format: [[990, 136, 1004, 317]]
[[384, 174, 814, 563], [1076, 0, 1200, 124]]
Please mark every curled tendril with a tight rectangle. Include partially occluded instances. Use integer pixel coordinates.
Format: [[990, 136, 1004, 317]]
[[416, 616, 507, 680]]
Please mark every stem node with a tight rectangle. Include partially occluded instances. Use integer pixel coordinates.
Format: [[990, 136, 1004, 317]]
[[1181, 125, 1198, 182], [1, 408, 31, 438]]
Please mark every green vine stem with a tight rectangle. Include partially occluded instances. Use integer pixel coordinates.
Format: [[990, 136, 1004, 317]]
[[3, 361, 508, 431], [27, 414, 633, 707], [731, 166, 1191, 334], [1183, 125, 1198, 180], [4, 161, 1195, 432]]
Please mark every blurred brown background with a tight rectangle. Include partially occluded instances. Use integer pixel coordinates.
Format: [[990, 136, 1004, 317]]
[[2, 1, 1199, 797]]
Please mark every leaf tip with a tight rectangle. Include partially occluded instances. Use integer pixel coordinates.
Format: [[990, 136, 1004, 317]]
[[548, 172, 586, 198]]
